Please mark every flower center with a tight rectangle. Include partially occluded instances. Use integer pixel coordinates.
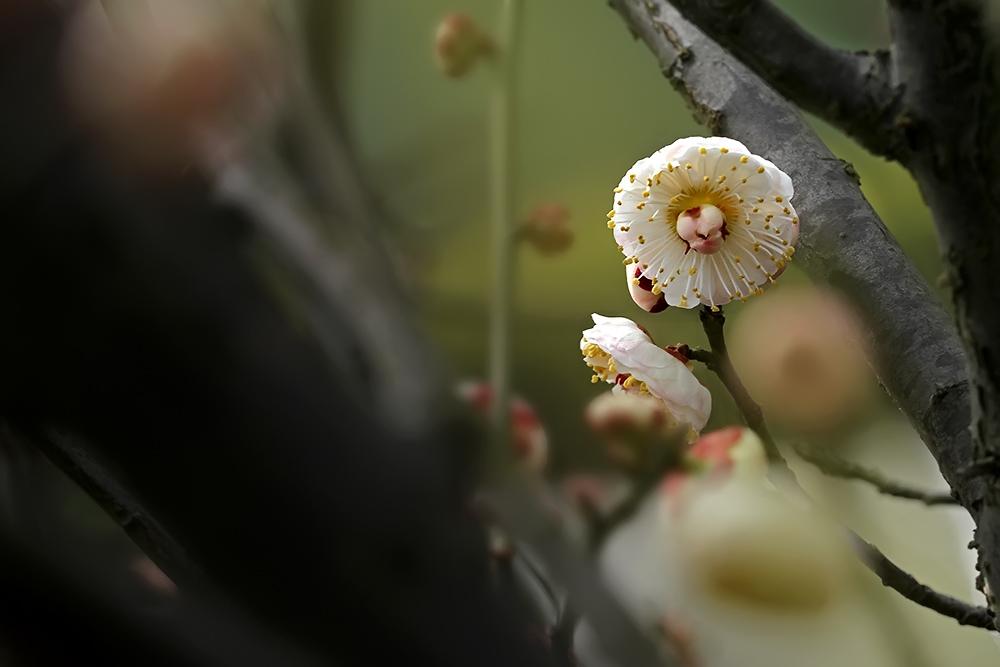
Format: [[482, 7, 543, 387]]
[[583, 342, 617, 382], [676, 204, 727, 255], [582, 342, 651, 393]]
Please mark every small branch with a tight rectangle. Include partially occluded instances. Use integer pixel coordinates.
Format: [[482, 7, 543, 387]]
[[687, 306, 990, 629], [587, 439, 686, 549], [14, 425, 197, 586], [794, 443, 958, 506], [689, 307, 781, 464], [663, 0, 904, 160], [857, 536, 995, 629]]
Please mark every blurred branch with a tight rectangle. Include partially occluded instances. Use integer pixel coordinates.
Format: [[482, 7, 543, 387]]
[[585, 440, 683, 549], [489, 481, 679, 667], [17, 426, 198, 585], [662, 0, 904, 160], [0, 523, 325, 667], [609, 0, 993, 610], [793, 442, 958, 506], [857, 535, 995, 629]]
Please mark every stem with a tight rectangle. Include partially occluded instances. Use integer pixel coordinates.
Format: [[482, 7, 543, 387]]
[[488, 0, 523, 462], [793, 443, 958, 506]]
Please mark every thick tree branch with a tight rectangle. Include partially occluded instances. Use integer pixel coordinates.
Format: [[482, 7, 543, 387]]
[[858, 536, 995, 629], [793, 442, 958, 506], [887, 0, 1000, 607], [664, 0, 905, 160], [609, 0, 986, 564]]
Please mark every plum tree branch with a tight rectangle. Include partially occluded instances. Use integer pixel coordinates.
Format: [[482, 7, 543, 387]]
[[663, 0, 905, 160], [858, 535, 995, 629], [608, 0, 993, 609], [885, 0, 1000, 608], [793, 442, 958, 506]]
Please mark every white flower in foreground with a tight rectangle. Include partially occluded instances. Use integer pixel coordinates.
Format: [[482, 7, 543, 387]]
[[580, 314, 711, 431], [677, 479, 848, 611], [609, 136, 798, 309]]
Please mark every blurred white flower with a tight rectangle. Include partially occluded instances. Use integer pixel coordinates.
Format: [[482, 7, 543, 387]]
[[609, 137, 798, 309], [457, 381, 548, 472], [64, 0, 282, 171], [581, 314, 711, 431], [676, 479, 848, 611], [729, 285, 870, 431]]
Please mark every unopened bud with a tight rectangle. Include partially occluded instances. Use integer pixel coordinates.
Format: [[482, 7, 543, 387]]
[[434, 13, 492, 78], [519, 202, 573, 255], [458, 381, 548, 473], [687, 426, 767, 478], [626, 266, 668, 313], [585, 392, 690, 471]]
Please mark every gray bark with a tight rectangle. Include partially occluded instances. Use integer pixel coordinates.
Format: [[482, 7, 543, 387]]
[[663, 0, 905, 160]]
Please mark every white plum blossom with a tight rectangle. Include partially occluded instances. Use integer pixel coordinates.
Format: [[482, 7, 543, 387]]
[[609, 137, 798, 309], [580, 314, 711, 431]]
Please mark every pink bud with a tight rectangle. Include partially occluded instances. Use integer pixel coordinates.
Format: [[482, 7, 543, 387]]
[[626, 266, 668, 313], [688, 426, 766, 477], [520, 203, 573, 255], [434, 13, 492, 78], [457, 381, 548, 473]]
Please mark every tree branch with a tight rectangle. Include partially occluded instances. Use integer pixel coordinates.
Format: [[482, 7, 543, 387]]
[[664, 0, 905, 160], [793, 442, 958, 506], [886, 0, 1000, 609], [857, 535, 995, 629], [19, 426, 198, 585]]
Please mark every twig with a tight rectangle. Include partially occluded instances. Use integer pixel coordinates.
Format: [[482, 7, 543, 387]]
[[15, 426, 197, 586], [857, 536, 995, 629], [793, 443, 958, 506]]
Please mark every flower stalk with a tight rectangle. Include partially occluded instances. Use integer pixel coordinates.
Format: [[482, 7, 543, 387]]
[[488, 0, 523, 464]]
